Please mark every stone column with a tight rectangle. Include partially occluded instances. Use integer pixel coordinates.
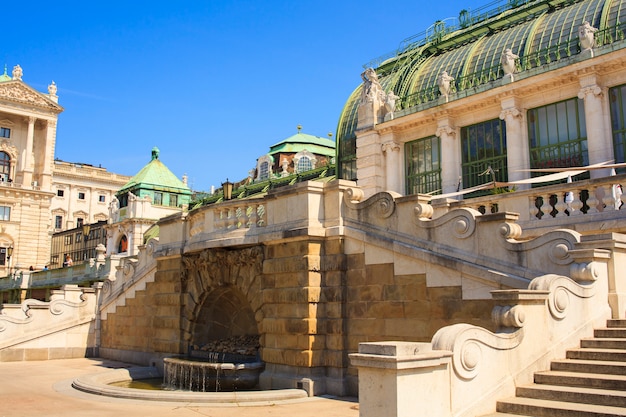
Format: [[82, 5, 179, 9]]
[[436, 119, 460, 195], [41, 120, 56, 189], [22, 116, 35, 185], [500, 98, 528, 188], [382, 140, 402, 194], [579, 74, 612, 178]]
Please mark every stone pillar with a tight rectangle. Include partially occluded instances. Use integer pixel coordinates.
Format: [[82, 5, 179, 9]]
[[579, 74, 612, 178], [41, 120, 56, 189], [382, 140, 402, 194], [500, 98, 529, 188], [350, 342, 453, 417], [22, 116, 35, 185], [356, 128, 385, 198], [436, 119, 460, 195]]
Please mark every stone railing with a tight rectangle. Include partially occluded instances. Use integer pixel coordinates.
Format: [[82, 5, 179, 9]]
[[99, 240, 157, 320], [433, 174, 626, 236], [214, 201, 267, 231], [351, 238, 612, 417], [0, 284, 100, 360]]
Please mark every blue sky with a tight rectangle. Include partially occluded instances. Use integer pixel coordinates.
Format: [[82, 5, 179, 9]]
[[4, 0, 474, 192]]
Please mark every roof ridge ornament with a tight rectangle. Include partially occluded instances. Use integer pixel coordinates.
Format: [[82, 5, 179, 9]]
[[151, 146, 160, 160]]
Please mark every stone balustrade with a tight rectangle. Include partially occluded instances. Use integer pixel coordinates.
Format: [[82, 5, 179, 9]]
[[351, 240, 613, 417], [432, 173, 626, 237], [0, 284, 100, 361]]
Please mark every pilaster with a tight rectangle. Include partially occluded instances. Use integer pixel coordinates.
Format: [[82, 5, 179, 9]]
[[578, 74, 611, 178]]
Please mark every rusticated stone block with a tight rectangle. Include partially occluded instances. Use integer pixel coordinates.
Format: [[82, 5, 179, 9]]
[[346, 253, 365, 270], [325, 302, 343, 318], [347, 318, 384, 336], [384, 318, 429, 338], [323, 238, 343, 255], [368, 301, 405, 318], [263, 256, 309, 274], [322, 286, 343, 302], [325, 333, 345, 351], [348, 284, 383, 302], [323, 270, 344, 287], [346, 267, 366, 285], [365, 263, 394, 285], [24, 348, 49, 361]]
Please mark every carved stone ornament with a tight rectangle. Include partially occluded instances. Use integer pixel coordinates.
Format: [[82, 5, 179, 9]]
[[578, 21, 598, 57], [0, 83, 62, 111]]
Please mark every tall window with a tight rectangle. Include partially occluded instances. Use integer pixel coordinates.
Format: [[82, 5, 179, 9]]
[[0, 152, 9, 182], [297, 156, 312, 173], [259, 161, 269, 180], [0, 127, 10, 138], [339, 134, 357, 181], [55, 215, 63, 229], [405, 136, 441, 195], [0, 206, 10, 221], [528, 98, 588, 176], [118, 235, 128, 253], [610, 84, 626, 173], [153, 192, 163, 205], [461, 118, 508, 190], [170, 194, 178, 207], [0, 247, 6, 266], [57, 189, 64, 197]]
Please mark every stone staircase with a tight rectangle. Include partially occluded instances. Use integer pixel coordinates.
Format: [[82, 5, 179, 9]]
[[483, 319, 626, 416]]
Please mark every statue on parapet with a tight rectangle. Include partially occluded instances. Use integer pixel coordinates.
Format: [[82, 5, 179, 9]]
[[383, 90, 400, 121], [437, 71, 455, 103], [501, 48, 519, 82], [360, 67, 385, 105], [578, 21, 598, 57], [12, 65, 22, 81]]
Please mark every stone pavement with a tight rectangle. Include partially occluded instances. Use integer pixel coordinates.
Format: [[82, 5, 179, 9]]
[[0, 358, 360, 417]]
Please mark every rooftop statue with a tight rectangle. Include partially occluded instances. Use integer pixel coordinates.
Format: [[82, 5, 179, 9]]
[[501, 48, 519, 82], [360, 68, 385, 105], [48, 81, 57, 96], [437, 71, 455, 103], [12, 65, 22, 81], [383, 90, 400, 121], [578, 21, 598, 57]]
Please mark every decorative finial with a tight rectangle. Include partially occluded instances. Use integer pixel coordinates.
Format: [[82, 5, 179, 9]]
[[151, 146, 160, 160], [328, 132, 333, 139], [297, 124, 302, 133]]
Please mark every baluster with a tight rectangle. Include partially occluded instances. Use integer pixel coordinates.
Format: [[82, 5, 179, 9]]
[[246, 205, 256, 228], [235, 206, 244, 228], [569, 187, 584, 216], [602, 184, 618, 212], [554, 194, 568, 218], [257, 204, 266, 227], [529, 196, 540, 220], [586, 187, 600, 214], [540, 194, 553, 219]]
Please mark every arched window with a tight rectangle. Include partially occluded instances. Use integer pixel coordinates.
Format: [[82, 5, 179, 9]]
[[118, 235, 128, 253], [297, 156, 312, 173], [0, 152, 10, 182]]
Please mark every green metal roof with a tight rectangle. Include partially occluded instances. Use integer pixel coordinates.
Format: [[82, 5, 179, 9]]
[[336, 0, 626, 173], [269, 132, 336, 157], [117, 147, 192, 195], [0, 66, 11, 83]]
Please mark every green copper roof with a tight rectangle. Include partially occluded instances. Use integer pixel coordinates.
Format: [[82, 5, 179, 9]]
[[269, 132, 336, 157], [117, 147, 191, 195], [0, 66, 11, 83]]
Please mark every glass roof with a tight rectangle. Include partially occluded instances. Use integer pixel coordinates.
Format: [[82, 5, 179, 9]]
[[336, 0, 626, 171]]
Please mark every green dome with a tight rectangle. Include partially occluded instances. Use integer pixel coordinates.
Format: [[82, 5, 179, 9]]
[[336, 0, 626, 179], [0, 66, 11, 83]]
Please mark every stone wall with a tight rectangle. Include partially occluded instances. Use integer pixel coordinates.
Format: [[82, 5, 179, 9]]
[[100, 256, 183, 365]]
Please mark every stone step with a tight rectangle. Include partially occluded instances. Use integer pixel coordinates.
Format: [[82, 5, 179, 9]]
[[517, 383, 626, 407], [581, 337, 626, 350], [551, 358, 626, 375], [497, 396, 626, 416], [594, 328, 626, 338], [607, 319, 626, 328], [567, 347, 626, 362], [535, 370, 626, 391], [479, 413, 533, 417]]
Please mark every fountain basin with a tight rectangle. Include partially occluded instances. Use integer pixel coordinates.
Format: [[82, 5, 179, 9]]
[[164, 356, 264, 391], [71, 366, 307, 403]]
